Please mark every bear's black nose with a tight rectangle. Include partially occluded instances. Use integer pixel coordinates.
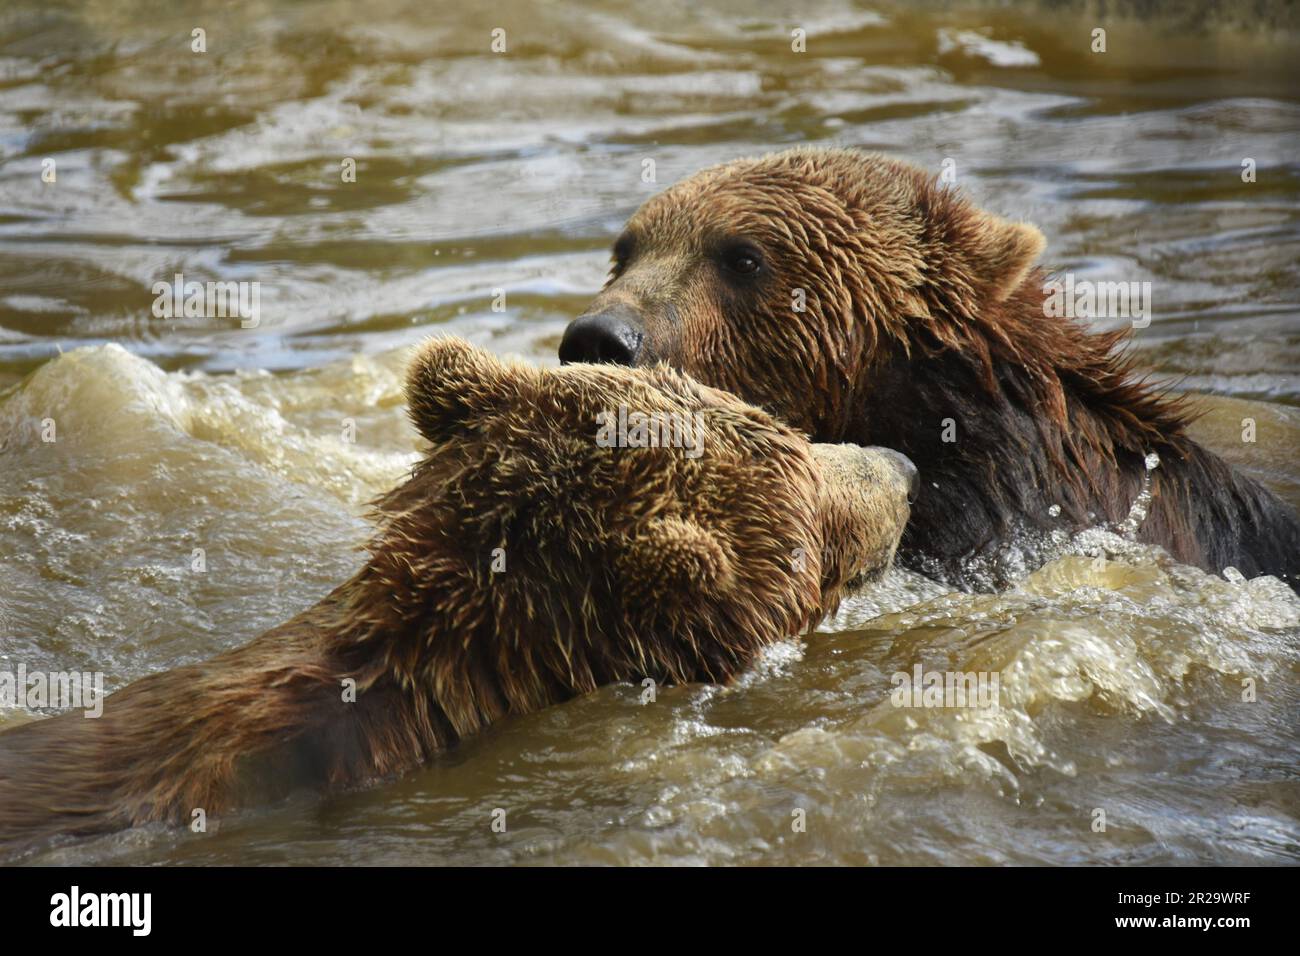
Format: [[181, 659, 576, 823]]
[[558, 309, 643, 366]]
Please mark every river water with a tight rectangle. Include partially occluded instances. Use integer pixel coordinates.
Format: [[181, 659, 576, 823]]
[[0, 0, 1297, 865]]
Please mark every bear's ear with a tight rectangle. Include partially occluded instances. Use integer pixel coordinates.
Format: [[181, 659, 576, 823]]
[[963, 211, 1046, 302], [404, 336, 536, 445], [614, 516, 735, 605], [951, 201, 1050, 303]]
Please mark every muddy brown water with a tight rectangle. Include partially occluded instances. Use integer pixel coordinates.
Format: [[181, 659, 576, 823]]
[[0, 0, 1297, 865]]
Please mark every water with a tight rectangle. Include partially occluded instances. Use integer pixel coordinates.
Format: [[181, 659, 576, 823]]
[[1, 0, 1298, 865]]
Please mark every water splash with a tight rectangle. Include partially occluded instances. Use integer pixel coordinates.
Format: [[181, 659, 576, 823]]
[[1116, 451, 1161, 540]]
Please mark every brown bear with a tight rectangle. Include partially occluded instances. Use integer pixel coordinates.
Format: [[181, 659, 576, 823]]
[[559, 147, 1300, 590], [0, 336, 913, 854]]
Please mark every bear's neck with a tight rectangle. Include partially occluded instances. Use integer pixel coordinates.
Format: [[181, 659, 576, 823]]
[[841, 276, 1297, 589]]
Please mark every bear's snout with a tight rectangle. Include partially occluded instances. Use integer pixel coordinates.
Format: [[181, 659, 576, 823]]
[[870, 446, 919, 504], [559, 307, 643, 366]]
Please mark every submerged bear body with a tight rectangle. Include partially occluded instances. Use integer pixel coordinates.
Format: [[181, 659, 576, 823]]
[[0, 338, 913, 855], [560, 147, 1300, 590]]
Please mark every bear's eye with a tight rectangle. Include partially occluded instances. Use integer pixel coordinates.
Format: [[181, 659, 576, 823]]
[[719, 242, 763, 278], [610, 232, 635, 275]]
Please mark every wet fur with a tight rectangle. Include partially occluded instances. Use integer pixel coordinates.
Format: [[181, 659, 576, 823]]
[[575, 148, 1300, 589], [0, 339, 910, 854]]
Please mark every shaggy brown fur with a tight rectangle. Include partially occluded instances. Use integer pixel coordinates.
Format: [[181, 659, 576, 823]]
[[0, 337, 912, 855], [559, 147, 1300, 590]]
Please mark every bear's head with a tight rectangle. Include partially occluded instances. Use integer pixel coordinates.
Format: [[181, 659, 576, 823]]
[[343, 337, 914, 736], [557, 147, 1046, 439]]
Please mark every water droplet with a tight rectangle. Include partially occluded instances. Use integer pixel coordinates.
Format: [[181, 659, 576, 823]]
[[1048, 504, 1061, 517], [1118, 451, 1160, 539]]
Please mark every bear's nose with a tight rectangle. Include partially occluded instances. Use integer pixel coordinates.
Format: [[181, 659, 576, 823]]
[[870, 447, 919, 504], [559, 309, 643, 366]]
